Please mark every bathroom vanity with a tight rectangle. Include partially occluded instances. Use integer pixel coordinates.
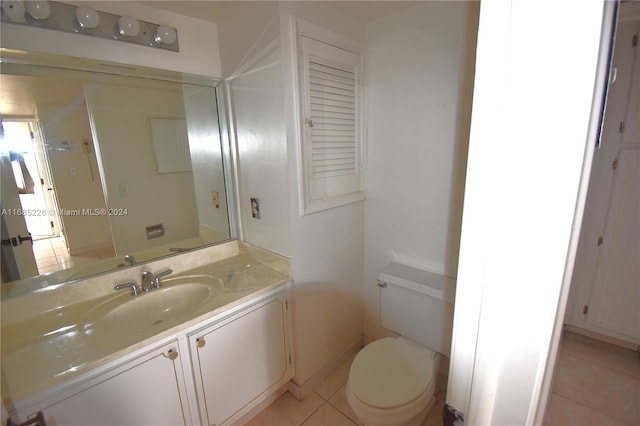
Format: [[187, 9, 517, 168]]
[[1, 242, 294, 426]]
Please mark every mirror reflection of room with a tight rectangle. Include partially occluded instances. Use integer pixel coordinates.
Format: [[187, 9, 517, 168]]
[[0, 66, 231, 284]]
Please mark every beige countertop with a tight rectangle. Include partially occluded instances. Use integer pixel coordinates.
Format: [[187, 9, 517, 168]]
[[1, 242, 291, 404]]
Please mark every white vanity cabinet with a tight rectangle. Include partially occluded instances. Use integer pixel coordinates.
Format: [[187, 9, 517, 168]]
[[14, 340, 190, 426], [6, 282, 294, 426], [188, 287, 294, 425]]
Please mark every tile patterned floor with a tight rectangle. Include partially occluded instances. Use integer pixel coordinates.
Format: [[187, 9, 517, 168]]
[[32, 236, 115, 275], [247, 331, 639, 426], [246, 351, 447, 426], [545, 331, 640, 426]]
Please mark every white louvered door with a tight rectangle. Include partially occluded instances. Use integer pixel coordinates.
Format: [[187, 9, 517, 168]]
[[300, 36, 364, 214]]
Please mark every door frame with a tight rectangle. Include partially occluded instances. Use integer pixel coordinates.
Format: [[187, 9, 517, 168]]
[[0, 154, 39, 281], [2, 117, 61, 239]]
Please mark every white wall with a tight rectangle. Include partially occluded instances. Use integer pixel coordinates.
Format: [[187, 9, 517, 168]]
[[216, 1, 291, 256], [218, 1, 366, 387], [279, 2, 367, 387], [84, 81, 200, 255], [363, 2, 479, 340], [36, 102, 112, 254], [182, 85, 230, 240], [0, 1, 221, 78], [230, 61, 291, 256], [216, 2, 280, 79]]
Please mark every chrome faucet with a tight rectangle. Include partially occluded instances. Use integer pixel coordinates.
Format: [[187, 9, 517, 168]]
[[141, 271, 154, 292], [114, 269, 173, 296], [123, 254, 137, 266], [141, 269, 173, 292]]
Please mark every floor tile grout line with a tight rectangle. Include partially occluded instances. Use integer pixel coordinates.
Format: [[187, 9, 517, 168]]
[[315, 379, 347, 402], [555, 347, 636, 423], [325, 397, 358, 425], [568, 350, 640, 367], [313, 390, 328, 402], [550, 389, 635, 426], [297, 390, 357, 426], [564, 336, 640, 363], [565, 338, 640, 357], [298, 400, 328, 426], [562, 351, 640, 381]]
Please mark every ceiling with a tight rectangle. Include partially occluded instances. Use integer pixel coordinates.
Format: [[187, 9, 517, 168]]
[[136, 1, 417, 24], [0, 75, 84, 116], [1, 1, 417, 117]]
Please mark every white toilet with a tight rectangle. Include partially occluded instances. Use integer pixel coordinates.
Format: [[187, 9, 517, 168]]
[[346, 263, 455, 425]]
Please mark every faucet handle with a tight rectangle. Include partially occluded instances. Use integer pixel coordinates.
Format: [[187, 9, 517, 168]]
[[114, 281, 140, 296], [153, 268, 173, 289]]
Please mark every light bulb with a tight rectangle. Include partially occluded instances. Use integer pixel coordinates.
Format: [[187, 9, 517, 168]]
[[154, 25, 177, 45], [118, 15, 140, 37], [1, 0, 26, 23], [24, 0, 51, 20], [75, 5, 99, 29]]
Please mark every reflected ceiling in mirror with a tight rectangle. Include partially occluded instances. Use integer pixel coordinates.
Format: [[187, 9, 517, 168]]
[[0, 50, 233, 287]]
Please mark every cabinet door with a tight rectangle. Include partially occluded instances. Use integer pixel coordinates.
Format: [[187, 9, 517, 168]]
[[191, 295, 291, 425], [586, 148, 640, 340], [30, 343, 188, 426]]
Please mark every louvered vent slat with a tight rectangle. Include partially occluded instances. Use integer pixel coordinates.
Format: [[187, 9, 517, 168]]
[[311, 144, 355, 149], [299, 34, 363, 214], [308, 57, 358, 178], [309, 83, 354, 98], [309, 62, 355, 81]]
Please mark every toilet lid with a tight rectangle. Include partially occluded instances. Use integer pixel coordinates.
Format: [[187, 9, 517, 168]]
[[349, 338, 434, 409]]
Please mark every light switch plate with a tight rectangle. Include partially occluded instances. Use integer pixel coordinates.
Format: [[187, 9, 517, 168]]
[[211, 191, 219, 208]]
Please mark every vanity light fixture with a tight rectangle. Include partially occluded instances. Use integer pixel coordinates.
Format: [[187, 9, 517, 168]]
[[24, 0, 51, 20], [1, 0, 25, 23], [155, 25, 177, 45], [75, 5, 99, 29], [118, 15, 140, 37], [0, 0, 179, 51]]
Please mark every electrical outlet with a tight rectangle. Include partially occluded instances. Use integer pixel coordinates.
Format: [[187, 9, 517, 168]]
[[211, 191, 219, 208], [251, 198, 260, 219]]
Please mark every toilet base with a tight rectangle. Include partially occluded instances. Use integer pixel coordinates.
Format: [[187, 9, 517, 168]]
[[345, 379, 435, 426]]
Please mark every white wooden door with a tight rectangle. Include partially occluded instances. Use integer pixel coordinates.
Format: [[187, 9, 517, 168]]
[[446, 0, 610, 423], [21, 343, 188, 426], [586, 149, 640, 339], [1, 154, 39, 281], [190, 295, 291, 426]]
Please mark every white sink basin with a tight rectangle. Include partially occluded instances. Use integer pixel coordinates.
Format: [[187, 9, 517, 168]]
[[87, 276, 222, 333]]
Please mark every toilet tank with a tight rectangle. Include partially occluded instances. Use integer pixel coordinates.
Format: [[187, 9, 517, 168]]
[[379, 263, 455, 356]]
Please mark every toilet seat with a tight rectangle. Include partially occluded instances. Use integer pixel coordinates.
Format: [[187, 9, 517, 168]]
[[347, 337, 435, 424]]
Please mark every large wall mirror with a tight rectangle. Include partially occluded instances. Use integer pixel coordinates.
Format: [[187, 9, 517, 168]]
[[0, 51, 233, 287]]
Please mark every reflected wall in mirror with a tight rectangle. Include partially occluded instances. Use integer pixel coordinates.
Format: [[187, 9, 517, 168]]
[[0, 54, 232, 286]]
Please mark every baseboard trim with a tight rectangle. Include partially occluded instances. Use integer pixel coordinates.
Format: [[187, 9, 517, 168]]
[[287, 337, 363, 400], [563, 324, 639, 351], [68, 242, 113, 256]]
